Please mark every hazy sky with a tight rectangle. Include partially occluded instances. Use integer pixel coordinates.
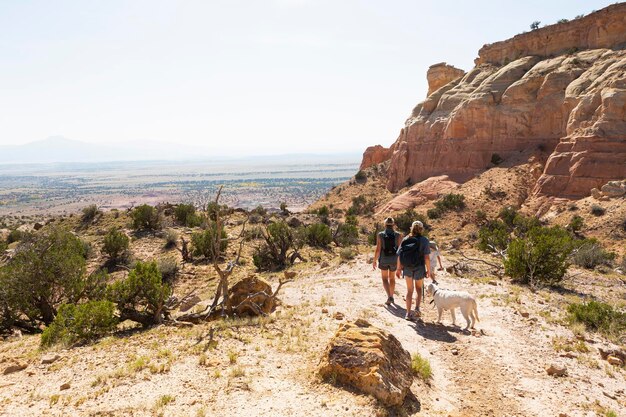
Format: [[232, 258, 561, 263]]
[[0, 0, 615, 155]]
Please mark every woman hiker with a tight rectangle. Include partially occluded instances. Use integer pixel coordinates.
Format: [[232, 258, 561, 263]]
[[396, 220, 432, 321], [373, 217, 402, 305]]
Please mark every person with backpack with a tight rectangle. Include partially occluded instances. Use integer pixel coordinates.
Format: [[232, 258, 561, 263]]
[[373, 217, 402, 305], [396, 220, 431, 321]]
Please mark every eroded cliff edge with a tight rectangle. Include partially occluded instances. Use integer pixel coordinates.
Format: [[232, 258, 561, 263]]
[[362, 3, 626, 199]]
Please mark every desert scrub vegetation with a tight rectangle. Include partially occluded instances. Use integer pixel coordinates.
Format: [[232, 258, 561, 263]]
[[163, 228, 178, 249], [81, 204, 101, 223], [590, 204, 606, 216], [332, 222, 359, 247], [394, 209, 429, 234], [305, 222, 333, 247], [504, 225, 573, 287], [102, 228, 129, 261], [130, 204, 162, 231], [41, 300, 118, 347], [354, 170, 367, 181], [174, 203, 202, 227], [567, 301, 626, 341], [157, 257, 179, 284], [570, 239, 615, 269], [0, 226, 97, 330], [107, 260, 172, 327], [427, 193, 466, 219], [411, 353, 432, 381], [346, 195, 375, 216], [252, 221, 303, 271], [191, 221, 227, 261]]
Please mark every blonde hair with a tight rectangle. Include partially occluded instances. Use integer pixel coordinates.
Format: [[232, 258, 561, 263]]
[[410, 220, 424, 236], [384, 217, 394, 226]]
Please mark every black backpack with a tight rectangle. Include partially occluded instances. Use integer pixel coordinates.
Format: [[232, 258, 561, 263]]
[[399, 236, 424, 268], [381, 230, 397, 256]]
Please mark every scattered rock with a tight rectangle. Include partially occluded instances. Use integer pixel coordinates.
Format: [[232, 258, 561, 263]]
[[591, 188, 603, 200], [225, 276, 276, 316], [283, 271, 297, 280], [518, 310, 530, 318], [321, 308, 329, 314], [600, 180, 626, 197], [607, 355, 624, 367], [603, 391, 617, 400], [60, 382, 71, 390], [546, 364, 567, 377], [287, 217, 302, 228], [33, 222, 44, 231], [451, 348, 459, 355], [320, 262, 330, 269], [318, 319, 413, 407], [333, 312, 345, 320], [488, 280, 499, 286], [3, 362, 27, 375], [559, 352, 577, 359], [41, 354, 61, 365]]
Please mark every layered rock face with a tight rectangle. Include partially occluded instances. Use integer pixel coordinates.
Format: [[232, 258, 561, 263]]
[[427, 63, 465, 96], [364, 4, 626, 199], [360, 145, 392, 170]]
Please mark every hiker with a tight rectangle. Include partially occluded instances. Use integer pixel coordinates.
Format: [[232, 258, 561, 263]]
[[429, 240, 444, 281], [396, 220, 432, 321], [373, 217, 402, 305]]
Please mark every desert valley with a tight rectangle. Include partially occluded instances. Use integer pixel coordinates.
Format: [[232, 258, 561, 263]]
[[1, 3, 626, 417]]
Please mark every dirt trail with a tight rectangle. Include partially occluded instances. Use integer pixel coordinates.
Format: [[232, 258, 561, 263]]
[[281, 256, 625, 417]]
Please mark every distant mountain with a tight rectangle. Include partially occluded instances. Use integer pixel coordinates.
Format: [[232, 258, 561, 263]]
[[0, 136, 361, 164], [0, 136, 217, 164]]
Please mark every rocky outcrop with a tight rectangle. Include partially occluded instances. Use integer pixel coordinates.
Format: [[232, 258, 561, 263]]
[[225, 276, 276, 316], [477, 4, 626, 65], [362, 3, 626, 199], [360, 145, 391, 170], [378, 175, 459, 213], [318, 319, 413, 406], [427, 63, 465, 96]]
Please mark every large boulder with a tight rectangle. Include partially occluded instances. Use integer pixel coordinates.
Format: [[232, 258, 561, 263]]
[[600, 180, 626, 198], [318, 319, 413, 407], [226, 276, 276, 316]]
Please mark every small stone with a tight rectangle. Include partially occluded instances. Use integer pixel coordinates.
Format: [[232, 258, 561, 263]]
[[60, 382, 71, 390], [3, 362, 27, 375], [488, 281, 498, 286], [320, 262, 330, 269], [546, 364, 567, 377], [519, 310, 530, 318], [559, 352, 577, 359], [41, 354, 60, 365], [607, 355, 623, 366], [334, 312, 345, 320], [321, 308, 329, 314], [451, 348, 459, 356]]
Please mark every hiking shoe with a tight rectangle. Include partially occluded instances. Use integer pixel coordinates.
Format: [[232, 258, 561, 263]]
[[414, 308, 421, 318], [385, 296, 393, 306], [389, 297, 395, 305], [405, 312, 414, 321]]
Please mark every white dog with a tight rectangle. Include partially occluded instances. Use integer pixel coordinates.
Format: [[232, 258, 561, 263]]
[[426, 282, 479, 330]]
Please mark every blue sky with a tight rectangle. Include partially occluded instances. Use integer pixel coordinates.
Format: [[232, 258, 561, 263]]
[[0, 0, 615, 155]]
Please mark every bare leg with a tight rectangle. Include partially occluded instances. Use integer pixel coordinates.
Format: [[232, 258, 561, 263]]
[[380, 269, 391, 297], [415, 279, 424, 312], [405, 277, 414, 315], [389, 271, 396, 297]]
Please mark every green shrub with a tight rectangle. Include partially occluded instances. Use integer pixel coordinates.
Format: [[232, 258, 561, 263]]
[[174, 204, 202, 227], [346, 196, 375, 216], [590, 205, 605, 216], [6, 229, 27, 244], [570, 239, 614, 269], [475, 210, 487, 223], [41, 301, 117, 347], [567, 301, 626, 339], [504, 226, 573, 287], [427, 208, 441, 219], [252, 205, 267, 216], [81, 205, 101, 223], [102, 228, 129, 260], [478, 220, 510, 252], [567, 215, 584, 233], [339, 247, 356, 261], [490, 153, 503, 165], [252, 221, 295, 271], [305, 223, 332, 247], [279, 202, 288, 215], [345, 214, 358, 226], [367, 224, 382, 246], [333, 223, 359, 247], [435, 193, 466, 211], [355, 170, 367, 181], [411, 353, 432, 381], [0, 240, 7, 253], [131, 204, 161, 231], [106, 261, 171, 326], [394, 209, 429, 234], [316, 205, 330, 218], [0, 227, 88, 326], [164, 229, 178, 249], [191, 222, 227, 261], [157, 257, 179, 284], [498, 206, 518, 228]]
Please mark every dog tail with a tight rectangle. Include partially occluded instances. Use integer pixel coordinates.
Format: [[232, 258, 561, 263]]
[[473, 299, 480, 322]]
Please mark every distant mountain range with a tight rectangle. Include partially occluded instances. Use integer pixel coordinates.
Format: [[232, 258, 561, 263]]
[[0, 136, 360, 164]]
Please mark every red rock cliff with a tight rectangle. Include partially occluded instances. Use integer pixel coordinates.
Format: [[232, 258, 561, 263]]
[[364, 4, 626, 198]]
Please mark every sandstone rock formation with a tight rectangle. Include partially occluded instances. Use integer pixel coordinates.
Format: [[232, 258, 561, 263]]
[[427, 63, 465, 96], [225, 276, 276, 316], [318, 319, 413, 406], [377, 175, 459, 213], [362, 4, 626, 199], [360, 145, 391, 170]]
